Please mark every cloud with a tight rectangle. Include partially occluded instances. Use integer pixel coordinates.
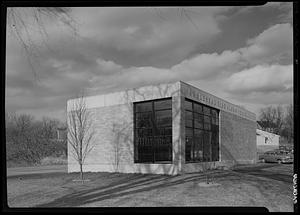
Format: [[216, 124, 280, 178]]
[[232, 2, 293, 23], [226, 64, 293, 94], [240, 23, 293, 65], [6, 7, 229, 70], [69, 7, 227, 67], [25, 23, 293, 98], [171, 50, 243, 80], [82, 23, 294, 112], [5, 8, 293, 119], [95, 59, 123, 76], [87, 50, 243, 93], [263, 2, 293, 23]]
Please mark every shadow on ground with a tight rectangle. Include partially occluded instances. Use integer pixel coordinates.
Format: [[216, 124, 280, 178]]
[[233, 164, 293, 184], [36, 170, 234, 207], [35, 163, 293, 208]]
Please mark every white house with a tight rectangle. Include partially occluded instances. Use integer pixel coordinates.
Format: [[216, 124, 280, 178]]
[[256, 129, 280, 153]]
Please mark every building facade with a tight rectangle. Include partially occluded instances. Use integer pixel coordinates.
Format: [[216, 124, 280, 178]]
[[67, 81, 257, 175], [256, 129, 280, 153]]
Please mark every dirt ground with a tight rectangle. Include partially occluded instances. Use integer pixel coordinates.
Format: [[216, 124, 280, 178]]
[[6, 163, 294, 211]]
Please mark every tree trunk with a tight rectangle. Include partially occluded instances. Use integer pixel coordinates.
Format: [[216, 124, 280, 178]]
[[80, 163, 83, 184]]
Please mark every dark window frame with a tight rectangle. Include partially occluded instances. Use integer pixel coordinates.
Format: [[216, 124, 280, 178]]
[[185, 98, 219, 163], [134, 98, 173, 164]]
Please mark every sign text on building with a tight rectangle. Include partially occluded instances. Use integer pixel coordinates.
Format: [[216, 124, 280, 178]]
[[182, 85, 256, 121]]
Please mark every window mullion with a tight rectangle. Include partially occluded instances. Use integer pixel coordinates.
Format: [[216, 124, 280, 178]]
[[192, 102, 195, 162], [152, 101, 155, 163]]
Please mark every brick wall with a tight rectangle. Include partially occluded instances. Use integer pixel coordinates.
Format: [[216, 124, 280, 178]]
[[68, 103, 134, 173], [220, 110, 257, 164]]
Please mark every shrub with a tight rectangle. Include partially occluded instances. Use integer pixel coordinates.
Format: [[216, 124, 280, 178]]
[[40, 155, 67, 166]]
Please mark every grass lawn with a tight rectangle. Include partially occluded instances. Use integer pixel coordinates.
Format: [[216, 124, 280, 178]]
[[6, 164, 294, 211]]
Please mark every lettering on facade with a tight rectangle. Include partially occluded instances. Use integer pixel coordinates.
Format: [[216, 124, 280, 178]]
[[183, 87, 255, 121]]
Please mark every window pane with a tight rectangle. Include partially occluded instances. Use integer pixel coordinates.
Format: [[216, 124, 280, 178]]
[[194, 119, 203, 129], [211, 124, 218, 131], [204, 123, 211, 130], [155, 127, 164, 136], [154, 136, 172, 161], [154, 99, 172, 110], [135, 102, 152, 112], [136, 112, 152, 128], [164, 127, 172, 136], [203, 131, 212, 162], [137, 128, 152, 137], [185, 119, 193, 127], [186, 128, 193, 136], [154, 127, 172, 136], [211, 117, 218, 125], [156, 109, 172, 118], [194, 103, 203, 113], [185, 111, 193, 120], [194, 128, 202, 136], [194, 134, 203, 161], [185, 136, 192, 162], [203, 106, 211, 115], [156, 109, 172, 126], [204, 115, 210, 123], [137, 137, 153, 163], [211, 130, 219, 161], [211, 109, 218, 118], [185, 100, 192, 110], [194, 113, 203, 121]]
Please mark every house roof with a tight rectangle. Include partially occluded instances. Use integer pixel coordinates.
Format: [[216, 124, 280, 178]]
[[256, 121, 263, 129]]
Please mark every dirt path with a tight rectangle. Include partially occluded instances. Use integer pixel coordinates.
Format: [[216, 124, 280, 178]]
[[7, 165, 67, 178]]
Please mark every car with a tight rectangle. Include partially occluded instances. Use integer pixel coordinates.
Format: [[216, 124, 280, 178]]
[[259, 150, 293, 164]]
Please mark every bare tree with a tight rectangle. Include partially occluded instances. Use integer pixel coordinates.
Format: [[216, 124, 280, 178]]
[[7, 113, 43, 163], [259, 105, 284, 135], [67, 94, 95, 182], [284, 104, 293, 143], [7, 7, 78, 79], [6, 111, 68, 166]]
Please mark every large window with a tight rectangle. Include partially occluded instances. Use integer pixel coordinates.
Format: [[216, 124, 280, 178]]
[[134, 98, 172, 163], [185, 98, 219, 162]]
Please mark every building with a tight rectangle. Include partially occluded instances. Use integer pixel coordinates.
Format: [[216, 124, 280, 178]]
[[67, 81, 257, 175], [256, 128, 280, 153], [56, 127, 67, 141]]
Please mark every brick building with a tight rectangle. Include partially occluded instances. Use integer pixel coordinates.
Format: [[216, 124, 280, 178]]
[[67, 81, 257, 175]]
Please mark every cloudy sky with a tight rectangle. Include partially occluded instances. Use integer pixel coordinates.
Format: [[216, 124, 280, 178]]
[[5, 3, 293, 121]]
